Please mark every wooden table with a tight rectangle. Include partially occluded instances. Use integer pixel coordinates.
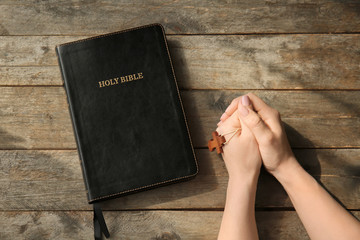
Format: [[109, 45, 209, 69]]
[[1, 1, 359, 239]]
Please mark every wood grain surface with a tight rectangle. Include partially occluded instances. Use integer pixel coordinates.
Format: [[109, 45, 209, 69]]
[[0, 0, 360, 35], [1, 149, 359, 210], [1, 210, 359, 240], [0, 87, 359, 149], [1, 35, 359, 89], [1, 1, 359, 239]]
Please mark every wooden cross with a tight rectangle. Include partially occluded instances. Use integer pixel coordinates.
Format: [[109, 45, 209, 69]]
[[208, 131, 226, 154]]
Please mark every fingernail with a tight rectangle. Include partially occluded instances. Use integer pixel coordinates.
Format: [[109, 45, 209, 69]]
[[242, 95, 250, 106], [238, 105, 249, 117], [220, 113, 227, 121]]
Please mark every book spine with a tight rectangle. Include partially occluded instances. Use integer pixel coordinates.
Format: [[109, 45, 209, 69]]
[[55, 46, 91, 202], [158, 24, 199, 176]]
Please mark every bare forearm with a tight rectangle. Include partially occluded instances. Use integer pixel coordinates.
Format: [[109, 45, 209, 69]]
[[218, 175, 259, 240], [228, 93, 360, 239], [273, 157, 360, 240]]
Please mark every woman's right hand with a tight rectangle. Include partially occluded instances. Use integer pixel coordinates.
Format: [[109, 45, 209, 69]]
[[221, 93, 297, 175]]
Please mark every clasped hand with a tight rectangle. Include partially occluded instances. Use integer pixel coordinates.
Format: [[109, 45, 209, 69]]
[[217, 93, 360, 240], [216, 93, 296, 180]]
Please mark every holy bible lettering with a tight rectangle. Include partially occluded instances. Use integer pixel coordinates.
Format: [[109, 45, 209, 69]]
[[98, 72, 144, 88]]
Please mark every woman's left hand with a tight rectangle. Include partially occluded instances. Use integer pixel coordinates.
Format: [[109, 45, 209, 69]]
[[216, 96, 262, 181]]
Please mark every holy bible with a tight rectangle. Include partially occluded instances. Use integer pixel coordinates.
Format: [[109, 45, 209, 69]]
[[55, 24, 198, 239]]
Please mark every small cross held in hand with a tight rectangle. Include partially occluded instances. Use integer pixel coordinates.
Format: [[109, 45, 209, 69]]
[[208, 128, 242, 154], [208, 131, 226, 154]]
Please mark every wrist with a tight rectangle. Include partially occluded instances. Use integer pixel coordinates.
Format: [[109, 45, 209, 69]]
[[228, 171, 259, 192], [225, 173, 258, 211], [271, 156, 303, 185]]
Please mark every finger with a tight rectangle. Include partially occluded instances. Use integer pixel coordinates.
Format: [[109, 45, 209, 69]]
[[216, 110, 243, 143], [220, 97, 241, 122], [247, 93, 276, 121], [221, 95, 254, 122], [220, 112, 230, 122], [238, 98, 273, 144], [226, 107, 242, 129], [219, 107, 242, 132], [241, 94, 254, 111]]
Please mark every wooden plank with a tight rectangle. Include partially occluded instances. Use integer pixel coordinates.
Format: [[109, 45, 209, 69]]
[[1, 35, 360, 89], [183, 90, 360, 119], [0, 67, 60, 86], [0, 210, 359, 240], [184, 90, 360, 148], [0, 87, 75, 149], [192, 117, 360, 148], [1, 149, 359, 210], [170, 35, 360, 90], [0, 87, 359, 149], [1, 1, 360, 35]]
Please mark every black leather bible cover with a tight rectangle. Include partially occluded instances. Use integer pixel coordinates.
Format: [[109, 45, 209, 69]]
[[56, 24, 198, 204]]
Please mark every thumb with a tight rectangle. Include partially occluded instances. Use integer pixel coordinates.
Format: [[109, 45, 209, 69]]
[[238, 96, 272, 143]]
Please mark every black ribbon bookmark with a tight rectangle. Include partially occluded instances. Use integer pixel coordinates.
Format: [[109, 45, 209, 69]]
[[93, 203, 110, 240]]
